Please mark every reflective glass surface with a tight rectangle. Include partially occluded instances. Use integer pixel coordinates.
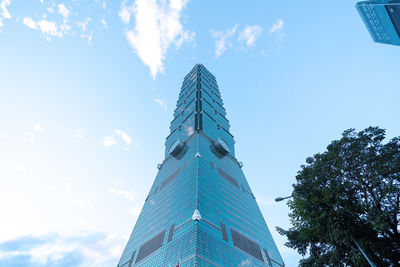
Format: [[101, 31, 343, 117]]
[[118, 64, 285, 267], [356, 0, 400, 45]]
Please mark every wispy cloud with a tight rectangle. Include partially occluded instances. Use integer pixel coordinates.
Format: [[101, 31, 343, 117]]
[[75, 17, 91, 33], [73, 199, 94, 208], [16, 163, 28, 172], [64, 183, 72, 192], [37, 20, 60, 37], [19, 2, 103, 43], [75, 17, 93, 44], [114, 130, 132, 145], [102, 135, 117, 147], [154, 98, 167, 112], [23, 17, 36, 29], [0, 232, 123, 266], [269, 19, 285, 49], [75, 133, 84, 139], [129, 206, 141, 216], [80, 33, 92, 44], [33, 122, 45, 133], [239, 25, 262, 47], [109, 188, 137, 201], [0, 0, 11, 29], [118, 1, 131, 24], [22, 17, 62, 39], [270, 19, 284, 34], [211, 25, 238, 58], [101, 18, 107, 29], [57, 4, 70, 19], [120, 0, 194, 79], [103, 130, 137, 148]]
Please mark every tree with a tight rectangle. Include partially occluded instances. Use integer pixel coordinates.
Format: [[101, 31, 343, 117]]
[[277, 127, 400, 266]]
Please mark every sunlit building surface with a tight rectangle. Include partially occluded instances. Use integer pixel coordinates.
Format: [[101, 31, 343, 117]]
[[118, 64, 285, 267], [356, 0, 400, 46]]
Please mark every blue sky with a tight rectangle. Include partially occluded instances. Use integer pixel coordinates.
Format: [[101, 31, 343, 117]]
[[0, 0, 399, 266]]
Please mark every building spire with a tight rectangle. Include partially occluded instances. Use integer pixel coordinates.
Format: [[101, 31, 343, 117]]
[[118, 64, 285, 267]]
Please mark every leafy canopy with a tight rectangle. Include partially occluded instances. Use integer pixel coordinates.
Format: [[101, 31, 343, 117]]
[[277, 127, 400, 266]]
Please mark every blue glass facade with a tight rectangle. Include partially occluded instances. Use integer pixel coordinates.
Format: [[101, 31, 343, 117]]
[[356, 0, 400, 46], [118, 64, 285, 267]]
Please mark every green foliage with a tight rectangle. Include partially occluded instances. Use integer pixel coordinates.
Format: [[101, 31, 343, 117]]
[[277, 127, 400, 266]]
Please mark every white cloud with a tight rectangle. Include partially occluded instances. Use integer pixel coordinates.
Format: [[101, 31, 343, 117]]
[[102, 135, 117, 147], [76, 17, 91, 32], [4, 1, 100, 42], [103, 130, 136, 148], [23, 17, 63, 40], [38, 20, 61, 37], [76, 18, 93, 43], [270, 19, 284, 33], [114, 130, 131, 145], [16, 163, 27, 172], [75, 133, 84, 139], [118, 2, 131, 24], [0, 232, 124, 266], [0, 133, 5, 140], [0, 0, 11, 19], [60, 21, 71, 32], [109, 188, 137, 201], [101, 18, 107, 28], [33, 122, 44, 132], [212, 25, 238, 58], [23, 6, 97, 42], [64, 183, 72, 192], [154, 98, 167, 112], [57, 4, 70, 19], [24, 17, 62, 38], [0, 0, 11, 28], [239, 25, 262, 47], [40, 0, 44, 4], [23, 17, 37, 29], [129, 206, 140, 216], [121, 0, 194, 79], [23, 131, 35, 146], [80, 33, 92, 45], [73, 199, 94, 208]]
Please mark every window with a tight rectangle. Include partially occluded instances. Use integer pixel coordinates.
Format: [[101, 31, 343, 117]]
[[160, 168, 180, 190], [135, 230, 166, 263], [231, 228, 264, 262], [217, 166, 239, 189]]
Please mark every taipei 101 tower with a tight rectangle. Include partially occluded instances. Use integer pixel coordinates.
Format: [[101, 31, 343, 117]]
[[118, 64, 285, 267]]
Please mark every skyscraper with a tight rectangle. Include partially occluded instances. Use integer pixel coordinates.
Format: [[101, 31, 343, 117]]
[[356, 0, 400, 46], [118, 64, 285, 267]]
